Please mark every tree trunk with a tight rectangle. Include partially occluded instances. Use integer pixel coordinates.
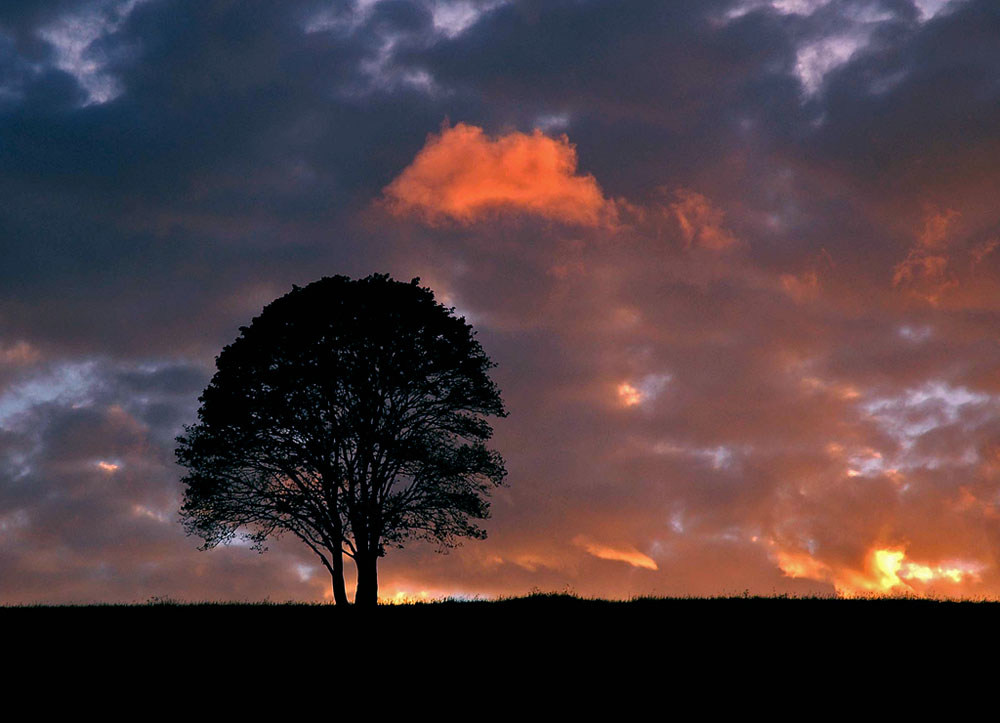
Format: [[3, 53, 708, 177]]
[[354, 552, 379, 606], [331, 549, 350, 605]]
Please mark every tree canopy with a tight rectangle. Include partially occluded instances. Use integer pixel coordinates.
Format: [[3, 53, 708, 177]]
[[176, 274, 507, 605]]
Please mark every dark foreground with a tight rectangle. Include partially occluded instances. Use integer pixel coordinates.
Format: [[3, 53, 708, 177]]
[[8, 590, 997, 612], [6, 594, 995, 690], [7, 592, 997, 640], [8, 590, 997, 610]]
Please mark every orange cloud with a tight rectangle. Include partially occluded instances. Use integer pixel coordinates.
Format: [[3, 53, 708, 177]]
[[971, 238, 999, 266], [780, 270, 820, 302], [776, 550, 833, 581], [893, 208, 961, 303], [383, 122, 614, 226], [669, 189, 738, 250], [774, 545, 984, 598], [573, 535, 658, 570], [917, 208, 959, 249], [0, 341, 40, 366], [617, 382, 643, 407]]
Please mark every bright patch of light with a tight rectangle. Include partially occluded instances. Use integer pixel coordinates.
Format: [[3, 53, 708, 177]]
[[308, 1, 496, 93], [0, 361, 99, 428], [914, 0, 963, 21], [860, 382, 1000, 474], [653, 441, 736, 470], [724, 0, 827, 21], [831, 442, 900, 483], [399, 68, 435, 91], [870, 548, 905, 589], [617, 373, 671, 408], [898, 325, 932, 342], [862, 382, 993, 446], [431, 0, 507, 38], [435, 288, 481, 327], [356, 32, 445, 96], [305, 0, 379, 34], [294, 563, 316, 583], [858, 382, 995, 472], [772, 0, 829, 14], [795, 34, 863, 95], [573, 535, 658, 570], [670, 510, 685, 534], [132, 504, 169, 523], [385, 589, 432, 604], [776, 549, 831, 580], [221, 534, 254, 548], [774, 544, 985, 597], [534, 113, 571, 132], [37, 0, 148, 106], [844, 447, 887, 477], [617, 382, 642, 406], [97, 460, 120, 473], [725, 0, 912, 97]]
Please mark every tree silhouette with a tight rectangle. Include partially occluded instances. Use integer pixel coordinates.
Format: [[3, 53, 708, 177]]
[[176, 274, 507, 605]]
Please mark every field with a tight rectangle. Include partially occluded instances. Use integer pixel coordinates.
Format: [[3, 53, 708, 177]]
[[7, 591, 996, 639], [5, 592, 992, 689]]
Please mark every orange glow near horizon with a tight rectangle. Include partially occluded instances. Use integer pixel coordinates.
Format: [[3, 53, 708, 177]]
[[383, 122, 614, 226], [775, 550, 832, 581], [775, 544, 984, 598]]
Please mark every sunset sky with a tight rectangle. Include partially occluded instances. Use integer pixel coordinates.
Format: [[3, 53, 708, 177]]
[[3, 0, 1000, 603]]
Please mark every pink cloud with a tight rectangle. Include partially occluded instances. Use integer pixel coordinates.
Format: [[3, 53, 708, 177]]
[[384, 122, 615, 227]]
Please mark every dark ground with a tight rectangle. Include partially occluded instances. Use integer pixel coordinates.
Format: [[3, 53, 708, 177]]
[[7, 592, 997, 642], [4, 594, 992, 696]]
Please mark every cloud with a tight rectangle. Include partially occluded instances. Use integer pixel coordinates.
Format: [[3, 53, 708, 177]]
[[775, 545, 984, 598], [5, 0, 1000, 604], [573, 536, 658, 570], [893, 208, 961, 303], [383, 122, 615, 226], [0, 356, 339, 603], [669, 189, 738, 250], [0, 341, 39, 366]]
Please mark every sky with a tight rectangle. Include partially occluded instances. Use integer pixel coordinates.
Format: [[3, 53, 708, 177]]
[[2, 0, 1000, 603]]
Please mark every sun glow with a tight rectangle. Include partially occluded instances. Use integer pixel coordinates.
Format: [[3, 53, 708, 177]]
[[775, 544, 984, 597], [617, 382, 643, 407]]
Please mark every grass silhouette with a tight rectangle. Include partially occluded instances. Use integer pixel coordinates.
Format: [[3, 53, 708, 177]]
[[5, 590, 990, 669], [5, 589, 996, 608]]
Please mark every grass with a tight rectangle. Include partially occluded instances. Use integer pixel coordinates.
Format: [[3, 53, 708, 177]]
[[5, 591, 993, 671], [6, 588, 997, 608]]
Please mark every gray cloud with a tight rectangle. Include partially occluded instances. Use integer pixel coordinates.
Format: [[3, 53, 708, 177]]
[[3, 0, 1000, 602]]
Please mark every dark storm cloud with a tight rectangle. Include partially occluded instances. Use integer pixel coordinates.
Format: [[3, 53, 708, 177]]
[[4, 0, 1000, 602], [0, 0, 488, 602], [808, 0, 1000, 200], [410, 0, 805, 198], [0, 357, 337, 603], [0, 0, 466, 358]]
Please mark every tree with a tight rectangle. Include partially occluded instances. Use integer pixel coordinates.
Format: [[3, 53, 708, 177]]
[[176, 274, 507, 605]]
